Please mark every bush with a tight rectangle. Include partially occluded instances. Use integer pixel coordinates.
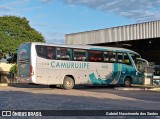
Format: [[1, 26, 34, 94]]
[[9, 64, 18, 76]]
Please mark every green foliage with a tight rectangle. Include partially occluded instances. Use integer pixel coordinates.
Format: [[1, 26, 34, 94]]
[[9, 64, 18, 76], [0, 15, 45, 56]]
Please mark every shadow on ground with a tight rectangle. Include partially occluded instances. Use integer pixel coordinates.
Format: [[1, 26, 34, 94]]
[[8, 83, 117, 89], [0, 89, 159, 119], [7, 83, 160, 103]]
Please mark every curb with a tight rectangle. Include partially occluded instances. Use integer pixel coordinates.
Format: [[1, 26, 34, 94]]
[[114, 87, 150, 91], [148, 88, 160, 92], [0, 83, 8, 86], [114, 87, 160, 92]]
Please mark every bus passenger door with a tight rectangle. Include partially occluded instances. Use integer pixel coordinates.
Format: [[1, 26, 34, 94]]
[[122, 63, 137, 84], [122, 53, 138, 84]]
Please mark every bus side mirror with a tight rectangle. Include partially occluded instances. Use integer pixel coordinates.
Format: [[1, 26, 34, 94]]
[[124, 59, 129, 64]]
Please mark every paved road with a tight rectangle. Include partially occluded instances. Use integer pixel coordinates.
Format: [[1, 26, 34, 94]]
[[0, 84, 160, 119]]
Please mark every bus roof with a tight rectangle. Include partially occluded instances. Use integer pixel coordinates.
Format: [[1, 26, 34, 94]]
[[28, 42, 139, 55]]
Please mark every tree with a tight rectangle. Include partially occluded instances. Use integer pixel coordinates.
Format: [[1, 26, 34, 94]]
[[0, 51, 3, 59], [0, 16, 45, 63], [9, 64, 18, 76]]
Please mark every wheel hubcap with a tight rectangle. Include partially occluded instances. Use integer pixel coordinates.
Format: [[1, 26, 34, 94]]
[[66, 80, 71, 86], [126, 80, 130, 86]]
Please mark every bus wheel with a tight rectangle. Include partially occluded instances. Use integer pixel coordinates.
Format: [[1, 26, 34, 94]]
[[49, 85, 57, 88], [63, 76, 75, 90], [124, 78, 131, 87]]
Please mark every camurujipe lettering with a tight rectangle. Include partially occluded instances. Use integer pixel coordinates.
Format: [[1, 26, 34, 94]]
[[51, 61, 89, 69]]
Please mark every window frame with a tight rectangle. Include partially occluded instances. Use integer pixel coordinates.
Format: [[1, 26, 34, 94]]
[[116, 52, 124, 63], [35, 45, 56, 60], [56, 47, 71, 61], [73, 48, 87, 61], [103, 51, 116, 63], [123, 53, 133, 66], [129, 53, 141, 65], [88, 50, 103, 62]]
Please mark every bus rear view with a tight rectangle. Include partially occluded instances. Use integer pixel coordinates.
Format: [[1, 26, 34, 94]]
[[17, 43, 34, 83]]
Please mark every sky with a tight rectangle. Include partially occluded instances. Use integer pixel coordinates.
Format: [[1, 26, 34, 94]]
[[0, 0, 160, 44]]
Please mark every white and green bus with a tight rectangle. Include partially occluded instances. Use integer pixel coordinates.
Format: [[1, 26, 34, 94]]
[[17, 42, 148, 89]]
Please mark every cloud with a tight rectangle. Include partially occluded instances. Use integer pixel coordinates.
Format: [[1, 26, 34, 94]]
[[47, 32, 65, 37], [20, 6, 42, 12], [9, 0, 30, 7], [31, 23, 71, 28], [0, 6, 12, 12], [40, 0, 53, 3], [44, 32, 65, 44], [61, 0, 160, 22], [46, 38, 65, 44], [0, 0, 42, 15]]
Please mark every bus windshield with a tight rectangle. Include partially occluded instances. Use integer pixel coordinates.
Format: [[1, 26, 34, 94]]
[[130, 53, 140, 62], [135, 58, 149, 73]]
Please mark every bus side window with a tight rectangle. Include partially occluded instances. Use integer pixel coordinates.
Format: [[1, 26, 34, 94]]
[[104, 51, 116, 63], [109, 52, 116, 63], [36, 45, 56, 59], [46, 46, 56, 59], [124, 53, 132, 66], [56, 47, 70, 60], [88, 50, 102, 62], [73, 49, 86, 61], [117, 52, 123, 63], [104, 52, 109, 62], [36, 45, 44, 58]]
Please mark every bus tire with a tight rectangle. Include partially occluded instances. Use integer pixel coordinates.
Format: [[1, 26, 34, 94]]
[[63, 76, 75, 90], [49, 85, 56, 88], [124, 77, 131, 87]]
